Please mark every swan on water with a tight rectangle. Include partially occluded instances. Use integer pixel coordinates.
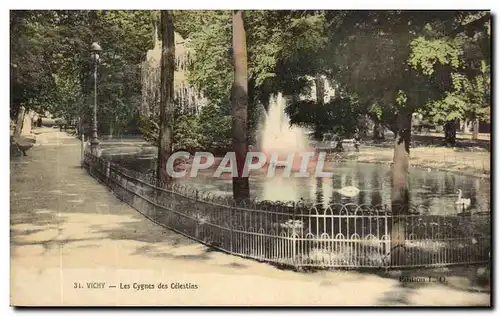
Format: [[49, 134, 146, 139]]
[[456, 189, 471, 211], [338, 186, 360, 197]]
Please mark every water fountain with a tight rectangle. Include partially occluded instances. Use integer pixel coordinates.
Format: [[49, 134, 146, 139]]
[[110, 39, 490, 216], [258, 93, 313, 171], [257, 93, 321, 202]]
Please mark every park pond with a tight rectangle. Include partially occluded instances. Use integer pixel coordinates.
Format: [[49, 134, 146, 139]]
[[102, 148, 490, 216], [92, 147, 491, 268]]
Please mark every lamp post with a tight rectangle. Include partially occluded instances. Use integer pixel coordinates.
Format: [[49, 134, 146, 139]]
[[90, 42, 102, 156]]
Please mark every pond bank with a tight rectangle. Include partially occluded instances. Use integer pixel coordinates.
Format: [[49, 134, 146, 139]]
[[338, 146, 490, 179], [91, 133, 490, 180]]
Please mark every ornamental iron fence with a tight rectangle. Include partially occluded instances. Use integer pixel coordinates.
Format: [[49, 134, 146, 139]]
[[84, 153, 490, 269]]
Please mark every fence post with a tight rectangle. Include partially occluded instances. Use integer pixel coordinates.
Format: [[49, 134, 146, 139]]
[[292, 202, 297, 267], [384, 205, 390, 262], [194, 190, 199, 239], [106, 161, 111, 181], [229, 204, 234, 254]]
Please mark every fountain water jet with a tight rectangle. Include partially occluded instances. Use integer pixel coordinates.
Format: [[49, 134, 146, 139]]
[[259, 93, 315, 172]]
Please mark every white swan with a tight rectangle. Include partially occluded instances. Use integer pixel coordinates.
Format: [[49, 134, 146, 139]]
[[456, 189, 471, 211], [338, 186, 360, 197]]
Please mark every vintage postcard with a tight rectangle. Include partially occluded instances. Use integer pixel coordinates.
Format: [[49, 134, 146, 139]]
[[10, 9, 491, 307]]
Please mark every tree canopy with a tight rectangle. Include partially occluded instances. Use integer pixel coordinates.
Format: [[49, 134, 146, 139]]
[[11, 10, 490, 142], [171, 10, 490, 142], [10, 10, 154, 135]]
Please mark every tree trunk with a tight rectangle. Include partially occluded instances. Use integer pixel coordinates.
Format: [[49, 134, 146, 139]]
[[14, 106, 25, 138], [372, 121, 385, 141], [315, 177, 324, 212], [313, 127, 324, 141], [156, 10, 175, 184], [359, 115, 369, 136], [315, 74, 324, 105], [472, 118, 479, 140], [387, 121, 399, 140], [462, 119, 468, 134], [444, 119, 457, 146], [390, 111, 412, 267], [231, 10, 250, 201], [247, 77, 259, 145]]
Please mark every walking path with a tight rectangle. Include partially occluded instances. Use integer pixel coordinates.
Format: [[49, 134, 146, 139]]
[[10, 129, 490, 306]]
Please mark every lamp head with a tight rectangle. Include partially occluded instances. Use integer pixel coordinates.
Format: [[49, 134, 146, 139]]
[[90, 42, 102, 53]]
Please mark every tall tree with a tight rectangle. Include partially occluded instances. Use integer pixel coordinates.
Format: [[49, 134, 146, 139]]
[[176, 10, 329, 144], [390, 98, 412, 266], [285, 97, 365, 140], [10, 10, 154, 138], [231, 10, 250, 200], [409, 12, 491, 144], [157, 10, 175, 184], [323, 11, 464, 265], [10, 11, 58, 131]]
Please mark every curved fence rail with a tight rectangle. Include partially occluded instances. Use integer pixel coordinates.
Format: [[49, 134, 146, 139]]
[[84, 153, 491, 269]]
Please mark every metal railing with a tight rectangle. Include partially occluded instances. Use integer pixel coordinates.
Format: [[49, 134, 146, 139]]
[[84, 153, 491, 269]]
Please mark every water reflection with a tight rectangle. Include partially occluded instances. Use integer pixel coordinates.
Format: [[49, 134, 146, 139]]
[[370, 169, 382, 206], [315, 177, 324, 212], [114, 156, 490, 215]]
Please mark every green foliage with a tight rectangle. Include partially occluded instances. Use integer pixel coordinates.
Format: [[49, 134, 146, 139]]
[[371, 103, 383, 121], [173, 10, 489, 140], [11, 10, 490, 146], [10, 10, 154, 136], [172, 10, 332, 145], [198, 104, 232, 150], [93, 10, 154, 134], [322, 10, 490, 132], [181, 11, 233, 107], [138, 103, 232, 153], [408, 36, 463, 75], [173, 114, 203, 153], [10, 11, 59, 116], [137, 114, 158, 144], [175, 10, 329, 106], [51, 73, 83, 121], [396, 90, 408, 107], [408, 11, 490, 125], [246, 11, 328, 94], [286, 97, 365, 139]]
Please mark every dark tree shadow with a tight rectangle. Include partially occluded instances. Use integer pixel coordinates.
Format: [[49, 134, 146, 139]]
[[90, 219, 196, 248], [377, 282, 413, 305]]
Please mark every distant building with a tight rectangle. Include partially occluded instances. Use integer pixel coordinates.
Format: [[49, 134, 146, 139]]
[[299, 75, 337, 103]]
